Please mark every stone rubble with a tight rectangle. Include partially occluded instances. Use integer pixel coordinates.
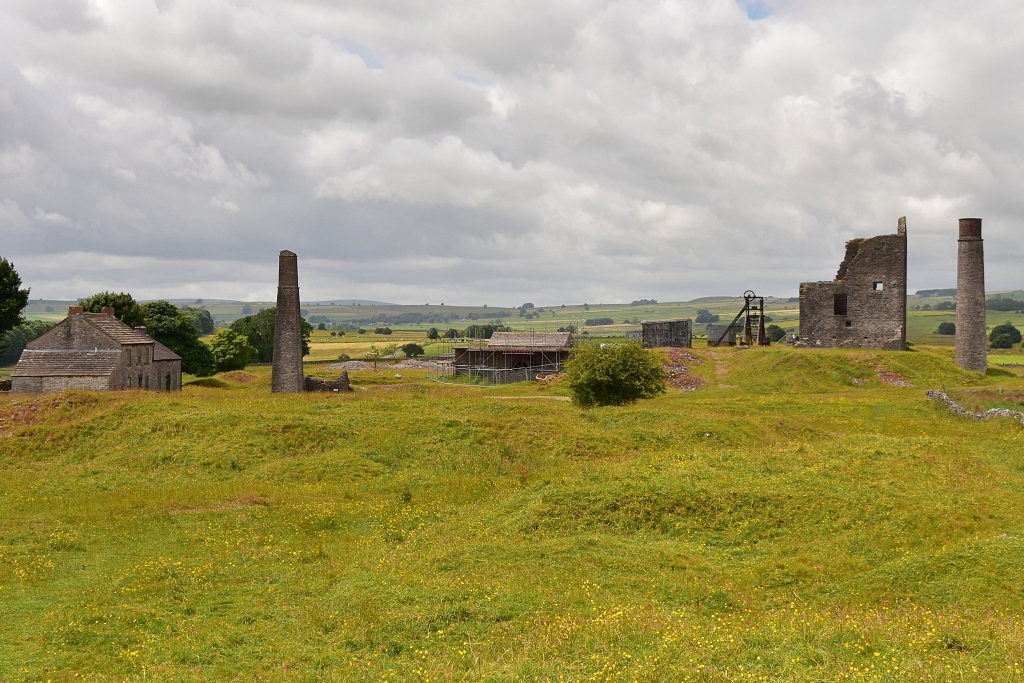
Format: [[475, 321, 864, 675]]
[[926, 389, 1024, 427]]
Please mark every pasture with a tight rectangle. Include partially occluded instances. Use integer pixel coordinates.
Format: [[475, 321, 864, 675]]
[[3, 345, 1024, 681]]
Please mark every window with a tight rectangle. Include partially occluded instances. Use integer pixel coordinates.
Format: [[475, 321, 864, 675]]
[[833, 293, 848, 316], [137, 375, 142, 388], [144, 375, 149, 389], [125, 348, 131, 367], [873, 282, 884, 291], [165, 374, 171, 392], [845, 320, 852, 327], [143, 347, 148, 364]]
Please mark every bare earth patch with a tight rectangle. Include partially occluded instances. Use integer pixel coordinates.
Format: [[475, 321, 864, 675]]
[[663, 348, 707, 392], [876, 368, 912, 387]]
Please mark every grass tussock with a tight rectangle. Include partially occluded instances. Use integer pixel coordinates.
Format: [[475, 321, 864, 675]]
[[1, 346, 1024, 681]]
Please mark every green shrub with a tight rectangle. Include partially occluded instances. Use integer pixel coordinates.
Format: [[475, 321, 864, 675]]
[[208, 329, 258, 372], [990, 322, 1021, 348], [935, 322, 956, 335], [563, 341, 666, 407], [401, 343, 425, 357], [766, 324, 787, 342]]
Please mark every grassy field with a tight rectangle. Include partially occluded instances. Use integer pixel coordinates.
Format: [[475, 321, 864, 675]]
[[3, 345, 1024, 681]]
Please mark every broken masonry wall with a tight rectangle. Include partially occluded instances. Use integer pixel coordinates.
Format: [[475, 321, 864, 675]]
[[798, 217, 907, 350]]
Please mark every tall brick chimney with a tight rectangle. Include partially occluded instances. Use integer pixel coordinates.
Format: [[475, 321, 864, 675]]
[[272, 250, 304, 393], [955, 218, 987, 372]]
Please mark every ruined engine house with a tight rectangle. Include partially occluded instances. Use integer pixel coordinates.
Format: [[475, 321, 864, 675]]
[[798, 217, 907, 350]]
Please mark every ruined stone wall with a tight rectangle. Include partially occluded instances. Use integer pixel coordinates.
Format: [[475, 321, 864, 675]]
[[304, 371, 350, 393], [798, 218, 907, 350], [640, 319, 691, 348], [955, 218, 987, 371], [272, 250, 304, 393]]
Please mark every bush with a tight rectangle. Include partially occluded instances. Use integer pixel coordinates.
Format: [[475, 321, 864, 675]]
[[935, 301, 956, 310], [990, 322, 1022, 347], [208, 329, 258, 372], [427, 327, 439, 339], [358, 328, 366, 334], [375, 327, 393, 335], [935, 322, 956, 335], [401, 343, 425, 357], [585, 317, 615, 326], [563, 341, 667, 408], [766, 324, 787, 342], [991, 334, 1015, 349], [695, 308, 720, 324]]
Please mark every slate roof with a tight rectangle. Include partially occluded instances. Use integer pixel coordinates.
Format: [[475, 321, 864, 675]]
[[152, 340, 181, 361], [487, 332, 573, 349], [82, 314, 153, 344], [11, 350, 121, 377]]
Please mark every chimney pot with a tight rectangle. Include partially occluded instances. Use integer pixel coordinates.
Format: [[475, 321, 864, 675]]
[[68, 306, 84, 315]]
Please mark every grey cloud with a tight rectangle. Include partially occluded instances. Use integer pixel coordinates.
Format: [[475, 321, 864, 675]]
[[0, 0, 1022, 304]]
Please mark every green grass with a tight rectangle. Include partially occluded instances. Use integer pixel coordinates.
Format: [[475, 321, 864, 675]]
[[3, 346, 1024, 681]]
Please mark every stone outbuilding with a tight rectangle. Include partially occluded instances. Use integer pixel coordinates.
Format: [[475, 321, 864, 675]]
[[11, 306, 182, 394], [638, 319, 692, 348], [798, 217, 908, 350]]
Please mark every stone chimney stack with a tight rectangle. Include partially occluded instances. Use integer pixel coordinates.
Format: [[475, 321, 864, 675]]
[[272, 250, 304, 393], [101, 307, 115, 316], [955, 218, 987, 372], [68, 306, 84, 315]]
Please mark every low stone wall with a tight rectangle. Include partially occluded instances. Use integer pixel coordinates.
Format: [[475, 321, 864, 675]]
[[926, 390, 1024, 426], [304, 371, 350, 393]]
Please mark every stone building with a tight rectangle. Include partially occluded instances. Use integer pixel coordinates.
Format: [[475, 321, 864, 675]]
[[706, 323, 742, 347], [798, 217, 908, 350], [272, 250, 304, 393], [955, 218, 987, 371], [10, 307, 182, 393], [450, 332, 573, 384], [638, 319, 692, 348]]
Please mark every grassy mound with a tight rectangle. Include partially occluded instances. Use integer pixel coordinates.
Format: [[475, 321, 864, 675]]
[[2, 346, 1024, 681]]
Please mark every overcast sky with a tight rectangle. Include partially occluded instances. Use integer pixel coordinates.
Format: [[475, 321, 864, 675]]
[[1, 0, 1021, 305]]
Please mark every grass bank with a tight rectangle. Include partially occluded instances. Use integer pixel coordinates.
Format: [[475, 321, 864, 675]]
[[2, 346, 1024, 681]]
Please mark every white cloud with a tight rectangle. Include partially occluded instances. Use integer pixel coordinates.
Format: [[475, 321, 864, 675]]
[[209, 195, 240, 211], [32, 207, 72, 224]]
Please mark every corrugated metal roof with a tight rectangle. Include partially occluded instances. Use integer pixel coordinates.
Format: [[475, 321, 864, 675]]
[[152, 340, 181, 361], [82, 314, 153, 344], [11, 350, 121, 377], [487, 332, 573, 348]]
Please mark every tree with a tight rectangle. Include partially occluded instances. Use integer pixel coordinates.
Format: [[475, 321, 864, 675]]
[[140, 301, 216, 376], [180, 306, 215, 335], [401, 343, 425, 357], [365, 343, 398, 369], [1, 320, 55, 364], [766, 324, 787, 342], [208, 329, 258, 372], [935, 301, 956, 311], [935, 322, 956, 335], [230, 307, 313, 363], [242, 304, 253, 314], [695, 308, 720, 324], [427, 327, 439, 339], [0, 257, 30, 350], [80, 291, 144, 328], [563, 341, 667, 408], [318, 322, 326, 330], [990, 322, 1022, 348]]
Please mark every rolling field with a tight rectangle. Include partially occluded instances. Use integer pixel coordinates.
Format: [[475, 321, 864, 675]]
[[2, 346, 1024, 681]]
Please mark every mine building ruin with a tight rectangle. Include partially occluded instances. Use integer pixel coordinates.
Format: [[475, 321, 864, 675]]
[[445, 331, 573, 384], [10, 307, 182, 394], [637, 319, 692, 348], [798, 217, 907, 350]]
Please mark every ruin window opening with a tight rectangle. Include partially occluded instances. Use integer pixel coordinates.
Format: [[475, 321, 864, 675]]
[[845, 321, 852, 327], [144, 375, 149, 389], [833, 293, 848, 316], [873, 282, 884, 291], [165, 374, 171, 391]]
